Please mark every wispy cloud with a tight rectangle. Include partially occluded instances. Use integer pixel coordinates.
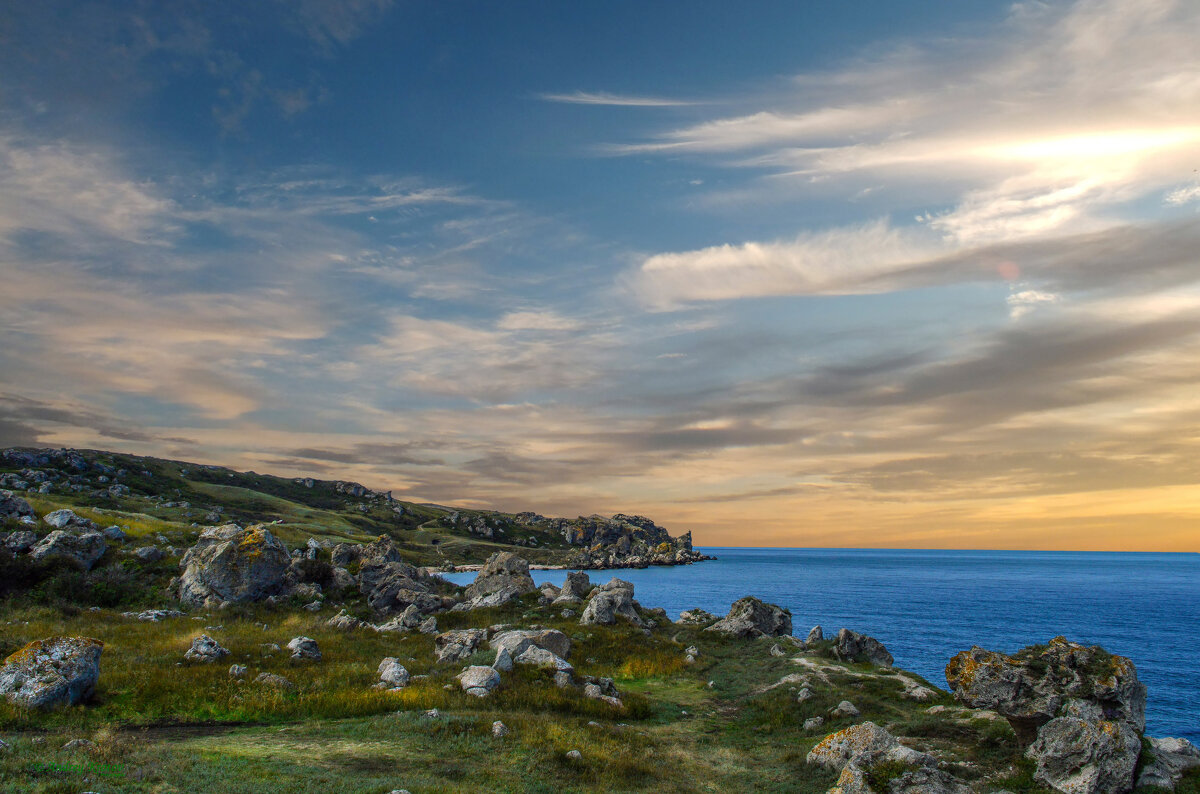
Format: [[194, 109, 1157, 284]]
[[540, 90, 698, 107]]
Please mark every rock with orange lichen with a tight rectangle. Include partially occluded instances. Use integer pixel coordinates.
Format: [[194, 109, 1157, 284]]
[[0, 636, 103, 709], [945, 637, 1145, 745], [176, 523, 291, 608], [806, 721, 936, 771], [1025, 716, 1141, 794]]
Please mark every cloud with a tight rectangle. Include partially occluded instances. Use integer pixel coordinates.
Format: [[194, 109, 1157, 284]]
[[540, 91, 698, 107], [1007, 288, 1060, 319]]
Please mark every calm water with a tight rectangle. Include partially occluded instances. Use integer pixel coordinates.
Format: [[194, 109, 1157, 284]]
[[444, 547, 1200, 742]]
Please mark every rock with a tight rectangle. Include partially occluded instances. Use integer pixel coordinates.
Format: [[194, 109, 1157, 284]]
[[359, 559, 441, 616], [417, 616, 437, 635], [1136, 737, 1200, 790], [0, 490, 35, 520], [676, 608, 718, 626], [29, 530, 107, 571], [492, 720, 509, 738], [422, 708, 439, 719], [808, 625, 824, 644], [1025, 716, 1140, 794], [331, 566, 356, 590], [566, 749, 582, 760], [377, 658, 410, 688], [121, 609, 184, 622], [770, 644, 786, 657], [804, 716, 825, 731], [831, 700, 861, 718], [514, 646, 573, 673], [705, 596, 792, 638], [553, 570, 592, 604], [945, 637, 1146, 745], [61, 738, 97, 752], [560, 609, 576, 619], [798, 687, 815, 702], [42, 509, 97, 531], [490, 628, 571, 660], [376, 604, 426, 633], [835, 628, 894, 667], [177, 524, 292, 608], [461, 552, 536, 608], [4, 531, 38, 553], [327, 609, 368, 631], [876, 767, 972, 794], [228, 664, 247, 678], [434, 629, 488, 663], [287, 636, 320, 661], [457, 665, 500, 697], [580, 578, 641, 626], [806, 721, 936, 772], [0, 636, 104, 709], [101, 526, 127, 541], [254, 672, 295, 690], [492, 648, 513, 672], [133, 545, 165, 563], [554, 670, 573, 688], [184, 635, 229, 662]]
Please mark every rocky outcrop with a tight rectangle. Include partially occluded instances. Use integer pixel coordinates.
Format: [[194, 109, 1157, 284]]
[[435, 629, 488, 663], [177, 524, 291, 608], [705, 596, 792, 639], [29, 530, 107, 570], [461, 552, 536, 609], [676, 608, 718, 626], [1136, 737, 1200, 790], [359, 560, 441, 616], [807, 721, 937, 771], [552, 570, 592, 603], [945, 637, 1146, 746], [835, 629, 893, 667], [490, 628, 571, 660], [580, 578, 641, 626], [0, 636, 104, 709], [1025, 716, 1141, 794]]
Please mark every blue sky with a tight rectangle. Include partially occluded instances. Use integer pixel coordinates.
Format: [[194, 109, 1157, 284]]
[[2, 0, 1199, 550]]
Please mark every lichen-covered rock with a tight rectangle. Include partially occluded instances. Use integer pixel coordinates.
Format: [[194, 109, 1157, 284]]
[[874, 767, 972, 794], [945, 637, 1146, 745], [490, 628, 571, 660], [184, 634, 229, 662], [580, 578, 642, 626], [29, 530, 106, 570], [552, 570, 592, 604], [4, 530, 38, 553], [1025, 716, 1140, 794], [461, 552, 536, 608], [457, 665, 500, 697], [177, 524, 291, 608], [0, 636, 104, 709], [287, 636, 320, 661], [705, 596, 792, 638], [835, 628, 894, 667], [807, 721, 936, 771], [1136, 737, 1200, 790], [0, 490, 34, 521], [434, 629, 488, 663], [377, 657, 410, 688], [676, 608, 718, 626], [514, 646, 573, 674], [255, 672, 295, 690]]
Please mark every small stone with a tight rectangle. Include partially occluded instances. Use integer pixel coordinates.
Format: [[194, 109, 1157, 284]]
[[831, 700, 861, 718], [228, 664, 247, 678], [61, 738, 97, 752], [423, 708, 440, 718], [492, 720, 509, 738], [770, 644, 785, 657], [554, 670, 573, 688], [286, 636, 321, 661], [378, 658, 410, 688], [254, 672, 295, 690], [566, 749, 582, 760], [184, 634, 229, 663], [804, 716, 825, 731]]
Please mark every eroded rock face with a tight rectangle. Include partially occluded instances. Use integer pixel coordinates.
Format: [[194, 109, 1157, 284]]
[[945, 637, 1146, 745], [835, 629, 894, 667], [360, 560, 441, 616], [177, 524, 291, 608], [434, 629, 488, 663], [462, 552, 536, 609], [0, 636, 104, 709], [29, 530, 107, 570], [490, 629, 571, 660], [1136, 737, 1200, 790], [1025, 716, 1141, 794], [580, 578, 641, 626], [705, 596, 792, 639]]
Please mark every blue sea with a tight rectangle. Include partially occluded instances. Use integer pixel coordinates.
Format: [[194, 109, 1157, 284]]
[[444, 548, 1200, 742]]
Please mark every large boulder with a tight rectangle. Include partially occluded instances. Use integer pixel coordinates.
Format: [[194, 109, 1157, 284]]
[[1136, 737, 1200, 790], [184, 635, 229, 663], [835, 628, 894, 667], [177, 524, 291, 608], [705, 596, 792, 638], [434, 629, 488, 663], [41, 509, 97, 531], [457, 665, 500, 697], [359, 559, 441, 616], [1025, 716, 1141, 794], [945, 637, 1146, 745], [29, 530, 107, 570], [0, 636, 104, 709], [806, 721, 935, 772], [0, 490, 34, 520], [580, 578, 641, 626], [489, 628, 572, 660], [462, 552, 536, 608], [832, 766, 971, 794], [552, 570, 592, 604]]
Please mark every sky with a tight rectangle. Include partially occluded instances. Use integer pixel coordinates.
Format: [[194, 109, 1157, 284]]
[[1, 0, 1199, 551]]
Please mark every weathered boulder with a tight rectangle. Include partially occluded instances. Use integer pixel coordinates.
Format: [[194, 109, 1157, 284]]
[[0, 637, 104, 709], [676, 608, 718, 626], [490, 628, 571, 660], [514, 646, 573, 674], [831, 700, 862, 718], [580, 578, 642, 626], [228, 664, 247, 678], [177, 524, 291, 608], [1025, 716, 1141, 794], [326, 609, 369, 631], [807, 721, 936, 771], [434, 629, 488, 663], [29, 530, 106, 570], [847, 767, 971, 794], [705, 596, 792, 638], [287, 636, 321, 661], [462, 552, 536, 608], [377, 657, 410, 688], [552, 570, 592, 604], [133, 545, 165, 563], [492, 647, 513, 672], [42, 509, 97, 531], [945, 637, 1146, 745], [359, 556, 440, 616], [0, 490, 34, 520], [4, 530, 38, 553], [835, 628, 894, 667], [184, 635, 229, 662], [102, 525, 127, 541], [807, 625, 824, 644], [457, 665, 500, 697], [1136, 737, 1200, 790]]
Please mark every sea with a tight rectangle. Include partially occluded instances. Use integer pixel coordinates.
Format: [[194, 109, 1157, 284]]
[[443, 547, 1200, 743]]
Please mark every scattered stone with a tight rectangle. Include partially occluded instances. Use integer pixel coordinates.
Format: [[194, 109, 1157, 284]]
[[228, 664, 247, 678], [42, 509, 97, 531], [492, 648, 513, 673], [554, 670, 573, 688], [705, 596, 792, 638], [1025, 716, 1140, 794], [580, 578, 641, 626], [423, 709, 439, 719], [490, 628, 572, 660], [435, 629, 488, 663], [1136, 737, 1200, 790], [133, 545, 165, 563], [61, 738, 97, 752], [770, 644, 785, 657], [514, 646, 574, 674], [3, 530, 37, 553], [560, 609, 576, 619], [254, 672, 295, 690], [377, 658, 410, 688], [834, 628, 894, 667], [806, 721, 936, 772], [0, 490, 34, 521], [457, 665, 500, 697], [676, 608, 718, 626], [804, 716, 825, 731], [286, 636, 320, 661], [566, 749, 582, 760], [0, 636, 104, 709], [177, 524, 292, 608], [121, 609, 184, 622], [184, 635, 229, 663], [798, 687, 815, 702], [101, 525, 127, 541], [29, 530, 107, 571], [831, 700, 861, 718], [492, 720, 509, 737]]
